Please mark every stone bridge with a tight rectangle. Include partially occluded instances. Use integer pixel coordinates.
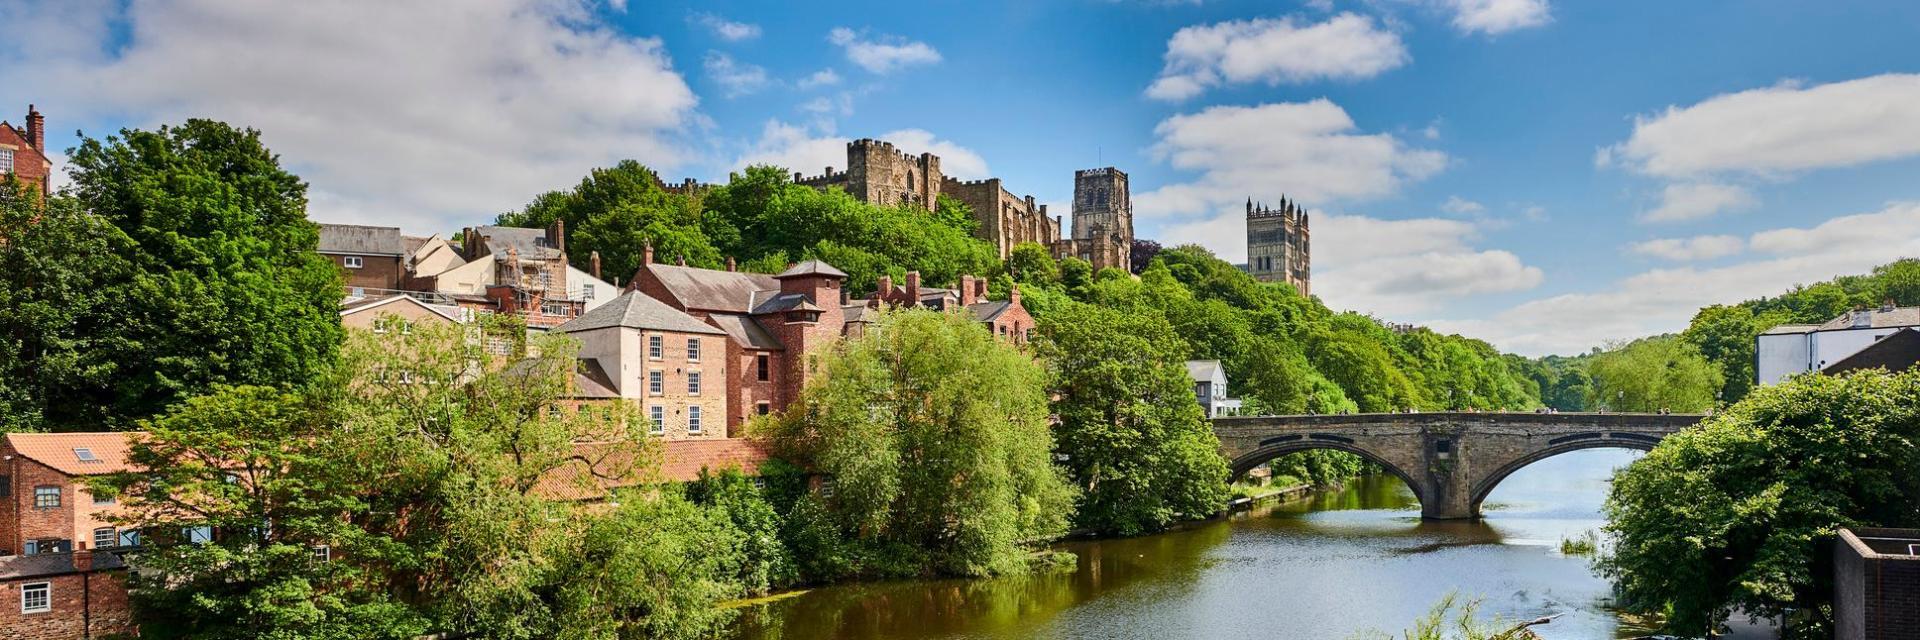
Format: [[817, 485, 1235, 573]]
[[1212, 412, 1704, 520]]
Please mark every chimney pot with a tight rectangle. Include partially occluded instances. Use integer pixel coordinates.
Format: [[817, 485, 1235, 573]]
[[676, 255, 687, 267], [25, 104, 44, 152], [726, 256, 737, 272], [642, 243, 654, 266], [876, 274, 893, 302]]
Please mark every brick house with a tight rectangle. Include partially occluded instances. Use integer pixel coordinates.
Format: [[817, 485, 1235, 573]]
[[866, 271, 1035, 345], [0, 433, 139, 558], [555, 290, 731, 441], [0, 550, 133, 640], [629, 250, 849, 433], [339, 293, 468, 333], [1835, 527, 1920, 640], [0, 105, 52, 196], [317, 223, 408, 292]]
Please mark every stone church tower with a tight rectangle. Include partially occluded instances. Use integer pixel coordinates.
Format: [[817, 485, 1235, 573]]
[[1245, 197, 1310, 296], [1057, 167, 1133, 272]]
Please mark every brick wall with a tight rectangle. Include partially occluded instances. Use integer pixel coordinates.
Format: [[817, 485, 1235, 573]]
[[330, 253, 405, 290], [2, 457, 76, 557], [0, 109, 52, 196], [0, 568, 133, 640], [725, 345, 781, 436], [1836, 528, 1920, 640]]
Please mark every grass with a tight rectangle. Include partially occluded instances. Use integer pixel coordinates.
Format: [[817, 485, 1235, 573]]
[[1558, 530, 1599, 557]]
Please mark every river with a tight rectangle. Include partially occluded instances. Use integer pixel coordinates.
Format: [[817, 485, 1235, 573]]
[[731, 449, 1665, 639]]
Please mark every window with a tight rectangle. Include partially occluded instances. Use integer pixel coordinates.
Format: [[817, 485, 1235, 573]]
[[0, 149, 13, 175], [312, 545, 332, 563], [92, 492, 114, 506], [373, 318, 389, 334], [582, 286, 595, 301], [648, 335, 663, 359], [119, 529, 140, 547], [185, 526, 213, 544], [756, 402, 771, 416], [648, 370, 664, 396], [688, 371, 702, 396], [756, 354, 770, 382], [649, 406, 665, 435], [74, 448, 98, 463], [686, 338, 701, 361], [344, 256, 364, 269], [94, 527, 117, 549], [33, 485, 58, 509], [20, 582, 48, 614], [23, 539, 67, 555], [541, 301, 568, 317], [0, 474, 10, 497], [688, 406, 703, 433]]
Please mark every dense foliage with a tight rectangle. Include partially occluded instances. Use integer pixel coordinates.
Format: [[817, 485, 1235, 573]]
[[761, 309, 1076, 578], [0, 121, 343, 431], [1585, 336, 1722, 412], [1038, 302, 1230, 536], [1679, 259, 1920, 404], [1601, 369, 1920, 638]]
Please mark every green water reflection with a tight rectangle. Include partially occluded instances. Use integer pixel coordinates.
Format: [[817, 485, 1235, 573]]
[[733, 450, 1652, 640]]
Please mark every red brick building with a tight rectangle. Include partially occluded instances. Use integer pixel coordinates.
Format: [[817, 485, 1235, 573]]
[[0, 433, 138, 558], [317, 223, 408, 292], [0, 551, 133, 640], [0, 105, 52, 196], [866, 271, 1035, 345]]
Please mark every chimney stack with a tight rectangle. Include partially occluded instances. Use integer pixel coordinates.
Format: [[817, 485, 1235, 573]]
[[726, 256, 737, 272], [1009, 281, 1022, 306], [550, 219, 566, 255], [959, 275, 976, 306], [25, 105, 43, 152], [876, 274, 893, 303], [589, 251, 601, 279], [73, 548, 93, 572], [975, 277, 988, 301], [642, 242, 654, 266], [905, 271, 921, 305], [675, 254, 687, 267]]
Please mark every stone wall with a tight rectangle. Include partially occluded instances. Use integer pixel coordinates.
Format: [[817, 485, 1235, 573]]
[[942, 178, 1060, 258]]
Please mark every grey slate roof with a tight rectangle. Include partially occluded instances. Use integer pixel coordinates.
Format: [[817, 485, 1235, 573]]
[[967, 300, 1012, 322], [1817, 306, 1920, 331], [555, 291, 724, 335], [709, 314, 784, 350], [751, 292, 821, 315], [776, 260, 848, 279], [0, 551, 125, 579], [472, 225, 563, 259], [317, 223, 405, 256], [645, 264, 782, 313]]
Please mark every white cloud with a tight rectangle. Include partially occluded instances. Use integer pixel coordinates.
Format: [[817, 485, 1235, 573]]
[[1603, 74, 1920, 179], [1441, 195, 1485, 215], [704, 51, 769, 98], [1628, 235, 1744, 262], [1641, 181, 1756, 223], [828, 27, 942, 74], [691, 13, 761, 42], [1, 0, 698, 234], [734, 121, 989, 181], [1145, 13, 1407, 101], [1432, 202, 1920, 356], [1442, 0, 1551, 35], [798, 68, 841, 89], [1135, 100, 1446, 219]]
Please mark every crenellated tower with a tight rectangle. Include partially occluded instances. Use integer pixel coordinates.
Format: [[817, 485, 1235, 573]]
[[1245, 197, 1311, 296]]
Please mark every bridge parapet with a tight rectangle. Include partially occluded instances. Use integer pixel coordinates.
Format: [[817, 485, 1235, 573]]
[[1211, 412, 1705, 519]]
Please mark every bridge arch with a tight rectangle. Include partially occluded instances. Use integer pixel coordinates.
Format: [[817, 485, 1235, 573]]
[[1227, 440, 1425, 507], [1465, 437, 1658, 516]]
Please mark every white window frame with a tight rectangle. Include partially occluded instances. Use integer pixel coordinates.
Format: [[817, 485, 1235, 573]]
[[344, 256, 364, 269], [0, 149, 14, 175], [648, 406, 665, 435], [311, 545, 331, 562], [94, 527, 116, 549], [686, 338, 701, 362], [688, 371, 701, 396], [688, 406, 703, 434], [648, 335, 663, 360], [20, 582, 48, 614], [648, 370, 664, 396]]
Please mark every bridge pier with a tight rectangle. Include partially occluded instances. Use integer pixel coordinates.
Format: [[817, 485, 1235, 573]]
[[1213, 412, 1700, 520]]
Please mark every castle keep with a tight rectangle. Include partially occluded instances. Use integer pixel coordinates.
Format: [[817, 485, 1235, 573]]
[[1246, 198, 1311, 296], [792, 138, 1132, 272]]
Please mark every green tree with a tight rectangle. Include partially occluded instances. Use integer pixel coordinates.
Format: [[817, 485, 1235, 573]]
[[761, 309, 1076, 578], [688, 469, 798, 595], [1037, 302, 1230, 536], [549, 490, 751, 640], [1006, 242, 1061, 286], [48, 120, 345, 429], [498, 160, 720, 279], [0, 182, 138, 431], [1601, 369, 1920, 638], [1587, 336, 1722, 412]]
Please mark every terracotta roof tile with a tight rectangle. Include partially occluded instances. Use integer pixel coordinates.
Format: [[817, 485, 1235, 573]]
[[5, 432, 141, 476], [534, 438, 771, 501]]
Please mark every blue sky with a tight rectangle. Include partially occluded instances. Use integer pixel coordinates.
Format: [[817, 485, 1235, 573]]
[[4, 0, 1920, 355]]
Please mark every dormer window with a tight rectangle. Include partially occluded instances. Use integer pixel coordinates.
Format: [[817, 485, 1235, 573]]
[[785, 310, 821, 324]]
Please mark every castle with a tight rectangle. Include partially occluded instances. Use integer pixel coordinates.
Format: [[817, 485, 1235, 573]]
[[790, 139, 1132, 273], [1246, 198, 1311, 296]]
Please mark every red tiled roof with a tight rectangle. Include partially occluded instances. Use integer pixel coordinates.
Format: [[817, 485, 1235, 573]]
[[5, 432, 141, 476], [658, 438, 768, 483]]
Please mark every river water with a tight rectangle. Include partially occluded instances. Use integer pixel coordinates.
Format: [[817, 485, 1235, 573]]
[[732, 449, 1659, 640]]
